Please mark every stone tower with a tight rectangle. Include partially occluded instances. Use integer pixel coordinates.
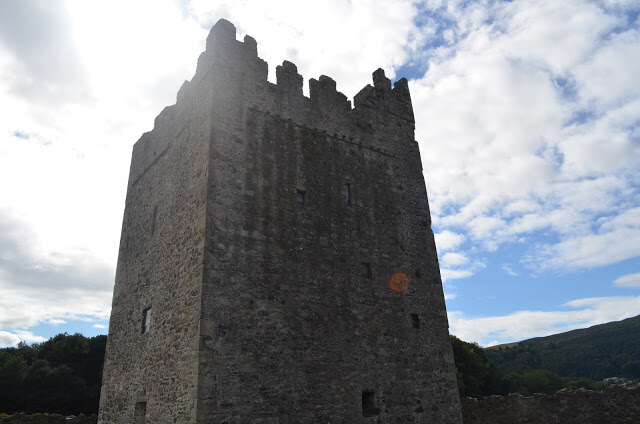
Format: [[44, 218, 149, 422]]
[[98, 19, 462, 424]]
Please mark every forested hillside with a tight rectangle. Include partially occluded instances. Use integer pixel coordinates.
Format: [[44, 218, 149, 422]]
[[0, 333, 105, 415], [485, 315, 640, 380]]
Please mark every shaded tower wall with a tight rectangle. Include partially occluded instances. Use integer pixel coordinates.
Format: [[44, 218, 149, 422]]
[[99, 19, 462, 424]]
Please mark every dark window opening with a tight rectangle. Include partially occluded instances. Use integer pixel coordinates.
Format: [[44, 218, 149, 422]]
[[410, 313, 420, 329], [134, 401, 146, 424], [151, 205, 158, 235], [142, 307, 151, 334], [361, 262, 371, 278], [362, 391, 380, 417], [345, 183, 351, 206], [296, 189, 306, 205]]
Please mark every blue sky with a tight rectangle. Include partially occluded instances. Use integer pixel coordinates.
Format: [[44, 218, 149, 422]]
[[0, 0, 639, 348]]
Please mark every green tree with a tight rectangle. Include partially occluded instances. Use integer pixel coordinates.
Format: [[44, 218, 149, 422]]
[[450, 336, 504, 398], [621, 360, 640, 379], [0, 351, 28, 412], [0, 333, 107, 415], [519, 369, 565, 395], [500, 371, 523, 394]]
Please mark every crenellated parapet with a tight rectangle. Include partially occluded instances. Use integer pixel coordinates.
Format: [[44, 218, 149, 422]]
[[310, 75, 351, 114], [354, 69, 414, 124], [276, 60, 304, 96], [165, 19, 416, 156], [202, 18, 264, 76]]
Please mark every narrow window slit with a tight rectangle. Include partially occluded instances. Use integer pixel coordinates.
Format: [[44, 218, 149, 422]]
[[345, 183, 351, 206], [296, 189, 306, 205], [142, 307, 152, 334], [410, 313, 420, 329], [361, 262, 371, 278], [151, 205, 158, 235]]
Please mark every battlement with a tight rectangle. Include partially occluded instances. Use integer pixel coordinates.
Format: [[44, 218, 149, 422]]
[[173, 19, 414, 140], [143, 19, 419, 195]]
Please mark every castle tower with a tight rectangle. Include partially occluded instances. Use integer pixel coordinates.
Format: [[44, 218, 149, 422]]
[[98, 19, 462, 423]]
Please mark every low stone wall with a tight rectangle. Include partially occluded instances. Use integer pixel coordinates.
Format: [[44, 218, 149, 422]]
[[4, 388, 639, 424], [0, 414, 97, 424], [461, 386, 640, 424]]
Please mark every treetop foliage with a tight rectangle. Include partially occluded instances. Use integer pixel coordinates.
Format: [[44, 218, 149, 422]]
[[0, 333, 106, 415]]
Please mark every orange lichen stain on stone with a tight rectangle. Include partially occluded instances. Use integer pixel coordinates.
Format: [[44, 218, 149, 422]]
[[389, 272, 409, 292]]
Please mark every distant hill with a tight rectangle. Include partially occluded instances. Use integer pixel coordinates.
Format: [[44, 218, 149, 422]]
[[485, 315, 640, 380]]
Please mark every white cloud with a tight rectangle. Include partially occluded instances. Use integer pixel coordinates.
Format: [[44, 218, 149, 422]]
[[0, 330, 46, 348], [444, 291, 457, 301], [494, 0, 619, 75], [434, 230, 465, 252], [468, 216, 507, 242], [0, 0, 205, 336], [0, 0, 90, 105], [613, 272, 640, 288], [413, 0, 640, 276], [501, 264, 518, 276], [441, 269, 474, 281], [573, 26, 640, 110], [449, 295, 640, 346], [0, 210, 112, 330], [440, 259, 486, 284], [560, 106, 640, 178], [529, 207, 640, 270], [441, 252, 469, 267]]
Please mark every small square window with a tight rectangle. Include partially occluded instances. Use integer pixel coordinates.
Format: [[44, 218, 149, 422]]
[[142, 307, 151, 334], [361, 262, 371, 278], [296, 189, 306, 205], [362, 391, 380, 417]]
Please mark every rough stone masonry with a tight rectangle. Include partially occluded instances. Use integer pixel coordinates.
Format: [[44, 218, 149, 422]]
[[98, 19, 463, 423]]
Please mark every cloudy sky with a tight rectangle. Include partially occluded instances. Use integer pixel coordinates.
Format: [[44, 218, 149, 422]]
[[1, 0, 639, 348]]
